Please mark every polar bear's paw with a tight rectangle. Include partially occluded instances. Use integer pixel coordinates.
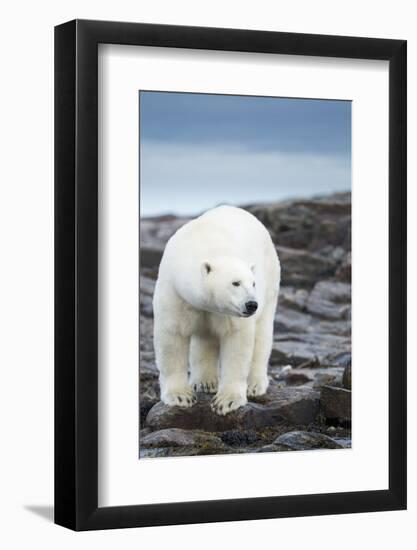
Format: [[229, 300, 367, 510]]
[[210, 390, 247, 415], [162, 386, 197, 408], [190, 377, 218, 394], [247, 375, 269, 397]]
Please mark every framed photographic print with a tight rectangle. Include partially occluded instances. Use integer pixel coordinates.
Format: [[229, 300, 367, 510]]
[[55, 19, 407, 530]]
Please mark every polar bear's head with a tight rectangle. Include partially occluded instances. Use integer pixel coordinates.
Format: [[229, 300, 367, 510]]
[[200, 256, 258, 317]]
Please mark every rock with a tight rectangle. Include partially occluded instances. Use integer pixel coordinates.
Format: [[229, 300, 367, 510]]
[[306, 281, 351, 320], [140, 193, 351, 262], [257, 444, 290, 453], [139, 350, 158, 380], [312, 372, 339, 388], [247, 192, 351, 253], [343, 363, 352, 390], [274, 306, 316, 334], [335, 251, 351, 282], [140, 246, 163, 269], [333, 437, 351, 448], [276, 246, 336, 288], [139, 354, 160, 426], [220, 430, 259, 447], [141, 428, 224, 449], [139, 427, 152, 438], [312, 280, 351, 303], [139, 316, 154, 352], [315, 319, 351, 337], [140, 216, 190, 253], [140, 276, 156, 317], [146, 387, 320, 431], [279, 286, 309, 311], [139, 447, 171, 458], [276, 367, 313, 386], [320, 385, 351, 424], [140, 275, 156, 296], [141, 266, 158, 280], [270, 333, 350, 367], [273, 430, 344, 450], [272, 366, 344, 389], [139, 379, 160, 426]]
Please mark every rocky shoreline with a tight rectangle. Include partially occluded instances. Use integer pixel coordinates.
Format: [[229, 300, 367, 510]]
[[139, 192, 351, 458]]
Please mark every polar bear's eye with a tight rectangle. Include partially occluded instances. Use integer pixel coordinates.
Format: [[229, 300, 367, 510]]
[[253, 282, 256, 287], [232, 281, 240, 287]]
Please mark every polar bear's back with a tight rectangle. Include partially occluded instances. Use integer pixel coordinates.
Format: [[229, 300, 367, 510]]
[[160, 205, 278, 278], [172, 205, 271, 256]]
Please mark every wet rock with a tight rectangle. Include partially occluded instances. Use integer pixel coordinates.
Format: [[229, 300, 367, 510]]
[[343, 363, 352, 390], [146, 387, 320, 431], [141, 428, 224, 449], [273, 430, 344, 450], [320, 385, 351, 424]]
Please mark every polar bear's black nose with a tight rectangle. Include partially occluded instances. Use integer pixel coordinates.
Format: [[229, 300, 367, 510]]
[[245, 301, 258, 314]]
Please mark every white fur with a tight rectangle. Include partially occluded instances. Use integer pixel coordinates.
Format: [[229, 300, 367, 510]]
[[153, 205, 280, 415]]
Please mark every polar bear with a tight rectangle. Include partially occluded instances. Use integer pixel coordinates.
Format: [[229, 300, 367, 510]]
[[152, 205, 280, 415]]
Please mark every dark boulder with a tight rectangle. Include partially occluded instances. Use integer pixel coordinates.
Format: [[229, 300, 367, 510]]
[[273, 430, 344, 450], [320, 385, 351, 424], [146, 387, 320, 432]]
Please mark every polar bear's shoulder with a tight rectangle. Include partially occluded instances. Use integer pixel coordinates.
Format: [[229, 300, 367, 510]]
[[199, 204, 257, 223]]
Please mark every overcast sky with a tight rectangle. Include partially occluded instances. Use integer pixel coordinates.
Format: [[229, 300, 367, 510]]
[[139, 91, 351, 216]]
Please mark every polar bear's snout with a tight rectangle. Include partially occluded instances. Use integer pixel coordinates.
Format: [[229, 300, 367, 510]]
[[244, 300, 258, 316]]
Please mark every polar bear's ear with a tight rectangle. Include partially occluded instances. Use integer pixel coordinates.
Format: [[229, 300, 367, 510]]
[[201, 261, 212, 276], [250, 263, 256, 273]]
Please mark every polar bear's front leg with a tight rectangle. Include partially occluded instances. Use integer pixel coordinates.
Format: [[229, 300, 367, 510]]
[[155, 330, 196, 407], [247, 299, 277, 397], [211, 325, 255, 415], [189, 335, 219, 393]]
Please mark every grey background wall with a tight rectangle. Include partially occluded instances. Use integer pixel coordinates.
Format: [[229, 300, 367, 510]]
[[0, 1, 415, 548]]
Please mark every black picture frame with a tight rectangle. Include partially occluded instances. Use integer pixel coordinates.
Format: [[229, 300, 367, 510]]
[[55, 19, 407, 531]]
